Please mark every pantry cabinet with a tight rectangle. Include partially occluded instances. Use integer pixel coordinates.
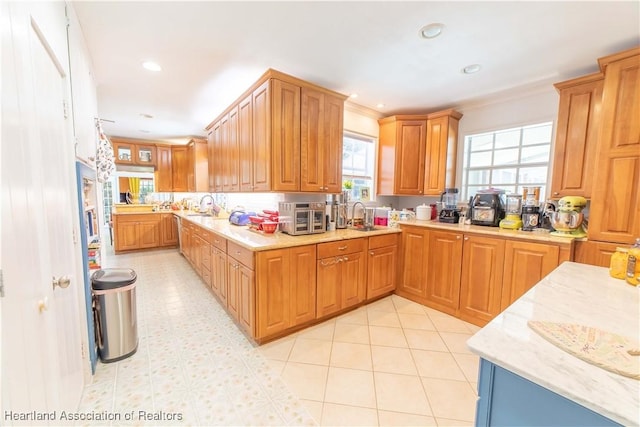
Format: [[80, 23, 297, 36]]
[[255, 245, 317, 340], [366, 234, 399, 299], [589, 48, 640, 245], [205, 69, 346, 193], [550, 73, 603, 199], [377, 110, 462, 196], [316, 238, 367, 318]]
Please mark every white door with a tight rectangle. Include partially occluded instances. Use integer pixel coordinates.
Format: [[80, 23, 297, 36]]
[[1, 1, 84, 418]]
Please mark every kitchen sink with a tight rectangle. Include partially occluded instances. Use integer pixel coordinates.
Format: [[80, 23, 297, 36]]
[[350, 226, 378, 232], [187, 213, 214, 217]]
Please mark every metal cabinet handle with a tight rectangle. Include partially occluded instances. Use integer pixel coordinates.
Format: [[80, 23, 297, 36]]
[[342, 256, 349, 261], [456, 235, 461, 240], [338, 245, 347, 250], [369, 251, 375, 256], [464, 236, 469, 241]]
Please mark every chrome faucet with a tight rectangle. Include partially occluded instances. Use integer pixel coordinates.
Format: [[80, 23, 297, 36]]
[[199, 194, 217, 215], [351, 201, 365, 227]]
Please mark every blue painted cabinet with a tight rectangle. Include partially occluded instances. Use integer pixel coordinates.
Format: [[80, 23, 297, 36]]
[[475, 358, 620, 426]]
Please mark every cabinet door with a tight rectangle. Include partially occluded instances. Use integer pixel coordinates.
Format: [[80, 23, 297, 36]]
[[211, 247, 228, 306], [256, 249, 291, 338], [289, 245, 317, 326], [398, 226, 429, 301], [136, 145, 156, 166], [207, 130, 215, 192], [113, 141, 134, 164], [394, 120, 426, 195], [426, 230, 463, 316], [191, 234, 203, 273], [271, 78, 300, 192], [171, 146, 189, 192], [550, 75, 603, 198], [138, 220, 160, 249], [155, 146, 172, 192], [341, 251, 367, 309], [323, 94, 344, 193], [589, 53, 640, 244], [459, 235, 505, 326], [160, 214, 178, 246], [424, 114, 459, 196], [317, 256, 341, 318], [501, 241, 559, 311], [367, 245, 397, 300], [252, 80, 271, 191], [227, 256, 241, 321], [115, 220, 139, 252], [238, 263, 255, 335], [574, 240, 618, 267], [238, 94, 253, 192], [300, 87, 325, 192], [211, 121, 224, 193], [224, 106, 240, 192], [191, 139, 209, 192]]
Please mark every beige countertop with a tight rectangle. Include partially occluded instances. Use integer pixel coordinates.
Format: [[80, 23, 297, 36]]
[[398, 219, 576, 245], [174, 210, 401, 251], [112, 210, 175, 215]]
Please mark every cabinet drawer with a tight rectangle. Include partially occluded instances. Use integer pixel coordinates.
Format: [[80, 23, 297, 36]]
[[317, 238, 366, 258], [211, 234, 227, 251], [202, 246, 212, 265], [198, 227, 213, 244], [368, 233, 399, 249], [227, 241, 254, 269]]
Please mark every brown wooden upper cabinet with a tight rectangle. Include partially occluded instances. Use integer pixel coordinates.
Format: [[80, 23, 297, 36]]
[[205, 69, 347, 193], [588, 47, 640, 245], [111, 137, 157, 167], [187, 138, 209, 192], [154, 140, 208, 193], [377, 109, 462, 196], [549, 73, 603, 199]]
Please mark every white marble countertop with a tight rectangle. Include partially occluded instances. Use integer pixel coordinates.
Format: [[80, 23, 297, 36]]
[[467, 262, 640, 425], [174, 211, 401, 251]]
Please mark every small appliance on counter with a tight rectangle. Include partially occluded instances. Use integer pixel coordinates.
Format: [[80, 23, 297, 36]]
[[439, 188, 461, 223], [328, 191, 349, 229], [499, 194, 523, 230], [279, 202, 326, 235], [549, 196, 588, 237], [469, 189, 506, 227], [229, 209, 256, 226], [521, 205, 540, 231]]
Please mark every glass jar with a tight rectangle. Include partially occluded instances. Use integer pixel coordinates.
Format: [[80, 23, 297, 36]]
[[609, 247, 629, 280], [626, 238, 640, 286]]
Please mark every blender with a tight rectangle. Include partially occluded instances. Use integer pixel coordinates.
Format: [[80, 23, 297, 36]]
[[549, 196, 588, 237], [439, 188, 460, 223], [499, 194, 523, 229]]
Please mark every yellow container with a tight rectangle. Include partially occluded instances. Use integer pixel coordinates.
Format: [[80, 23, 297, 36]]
[[609, 247, 629, 280], [626, 238, 640, 286]]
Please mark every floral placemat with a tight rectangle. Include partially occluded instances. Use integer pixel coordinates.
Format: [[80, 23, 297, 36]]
[[528, 321, 640, 380]]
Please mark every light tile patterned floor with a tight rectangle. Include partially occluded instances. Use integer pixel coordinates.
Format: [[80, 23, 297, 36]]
[[79, 248, 480, 426]]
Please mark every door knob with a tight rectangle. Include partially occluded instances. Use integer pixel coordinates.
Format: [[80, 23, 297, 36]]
[[52, 275, 71, 290]]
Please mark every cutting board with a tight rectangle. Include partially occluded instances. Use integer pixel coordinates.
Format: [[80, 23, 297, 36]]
[[528, 321, 640, 380]]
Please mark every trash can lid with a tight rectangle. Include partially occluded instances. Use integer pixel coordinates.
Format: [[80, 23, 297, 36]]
[[91, 268, 137, 290]]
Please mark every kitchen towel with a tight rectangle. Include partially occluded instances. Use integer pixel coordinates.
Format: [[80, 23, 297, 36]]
[[95, 119, 115, 183], [528, 321, 640, 380]]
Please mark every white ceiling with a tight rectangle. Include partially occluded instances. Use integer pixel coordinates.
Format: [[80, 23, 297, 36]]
[[72, 1, 640, 143]]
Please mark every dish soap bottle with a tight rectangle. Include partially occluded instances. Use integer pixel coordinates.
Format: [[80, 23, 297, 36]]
[[626, 238, 640, 286]]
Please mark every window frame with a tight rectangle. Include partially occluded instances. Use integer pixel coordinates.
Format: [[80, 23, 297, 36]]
[[342, 131, 377, 202]]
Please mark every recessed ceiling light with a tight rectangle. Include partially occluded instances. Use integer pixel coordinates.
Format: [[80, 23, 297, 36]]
[[142, 61, 162, 72], [140, 113, 154, 119], [462, 64, 482, 74], [419, 23, 444, 39], [349, 93, 358, 99], [376, 103, 386, 109]]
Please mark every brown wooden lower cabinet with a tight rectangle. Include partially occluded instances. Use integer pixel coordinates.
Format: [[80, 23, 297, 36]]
[[398, 225, 571, 327], [227, 246, 255, 336], [160, 213, 178, 246], [316, 239, 367, 318], [367, 234, 399, 299], [114, 213, 161, 253], [574, 240, 619, 267], [256, 245, 317, 340]]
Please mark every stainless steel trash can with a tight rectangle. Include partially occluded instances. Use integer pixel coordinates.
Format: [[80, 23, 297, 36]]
[[91, 268, 138, 362]]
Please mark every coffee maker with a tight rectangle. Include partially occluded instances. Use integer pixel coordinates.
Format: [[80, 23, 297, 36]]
[[439, 188, 460, 223], [330, 191, 349, 229]]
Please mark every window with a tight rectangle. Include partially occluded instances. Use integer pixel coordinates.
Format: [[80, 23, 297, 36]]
[[461, 122, 553, 201], [139, 178, 154, 202], [342, 133, 376, 201], [102, 181, 113, 225]]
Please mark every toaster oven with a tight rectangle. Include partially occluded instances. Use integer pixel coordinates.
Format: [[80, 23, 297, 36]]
[[278, 202, 326, 235]]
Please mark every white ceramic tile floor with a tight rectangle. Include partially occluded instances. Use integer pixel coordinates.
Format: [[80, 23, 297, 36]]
[[79, 248, 480, 426]]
